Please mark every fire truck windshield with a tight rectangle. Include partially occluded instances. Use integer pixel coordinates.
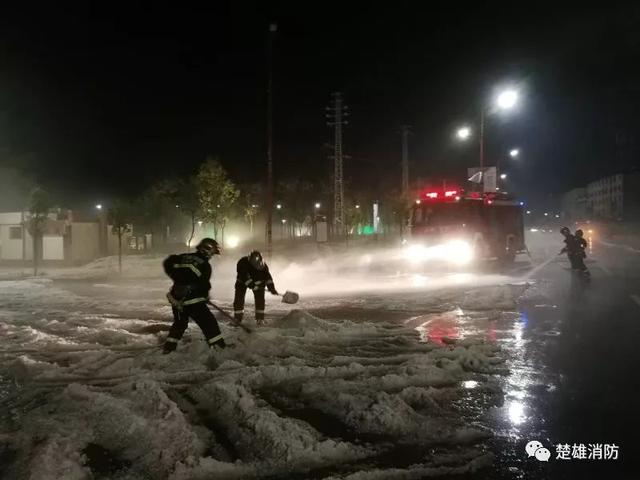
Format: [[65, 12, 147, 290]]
[[412, 202, 476, 226]]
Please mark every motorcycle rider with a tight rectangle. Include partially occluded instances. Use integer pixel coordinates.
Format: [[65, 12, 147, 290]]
[[162, 238, 226, 353], [233, 250, 279, 325]]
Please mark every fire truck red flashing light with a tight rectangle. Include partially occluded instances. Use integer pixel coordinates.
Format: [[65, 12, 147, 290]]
[[422, 190, 461, 202]]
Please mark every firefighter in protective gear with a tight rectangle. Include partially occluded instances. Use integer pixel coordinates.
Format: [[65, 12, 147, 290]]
[[575, 229, 588, 257], [234, 250, 278, 325], [162, 238, 225, 354], [560, 227, 589, 275], [574, 229, 590, 277]]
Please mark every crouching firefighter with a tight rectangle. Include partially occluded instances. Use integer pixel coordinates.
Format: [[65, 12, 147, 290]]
[[234, 250, 278, 325], [162, 238, 226, 354]]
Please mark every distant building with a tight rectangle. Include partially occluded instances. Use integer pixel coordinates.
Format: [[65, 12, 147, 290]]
[[561, 188, 588, 222], [586, 172, 640, 221], [0, 209, 136, 264]]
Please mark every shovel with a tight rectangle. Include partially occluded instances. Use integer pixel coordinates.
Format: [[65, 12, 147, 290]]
[[207, 301, 253, 334], [280, 290, 299, 304]]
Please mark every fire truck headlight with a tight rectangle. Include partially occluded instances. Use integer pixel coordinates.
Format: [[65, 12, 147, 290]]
[[444, 240, 474, 265], [404, 244, 430, 263]]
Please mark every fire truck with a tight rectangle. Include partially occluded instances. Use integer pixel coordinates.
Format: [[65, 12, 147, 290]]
[[405, 187, 526, 265]]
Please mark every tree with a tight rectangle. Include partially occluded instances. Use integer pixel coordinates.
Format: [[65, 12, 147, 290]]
[[135, 179, 181, 247], [108, 201, 133, 275], [239, 183, 262, 237], [197, 158, 239, 245], [344, 203, 366, 245], [279, 179, 314, 238], [25, 186, 53, 276], [176, 176, 200, 250]]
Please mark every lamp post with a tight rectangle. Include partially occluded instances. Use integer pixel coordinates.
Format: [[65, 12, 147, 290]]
[[457, 88, 520, 170]]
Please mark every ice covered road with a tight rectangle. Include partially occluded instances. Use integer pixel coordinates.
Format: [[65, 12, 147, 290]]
[[0, 236, 638, 479]]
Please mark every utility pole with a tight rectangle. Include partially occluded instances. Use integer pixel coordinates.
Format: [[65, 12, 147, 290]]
[[400, 125, 411, 197], [327, 92, 349, 235], [479, 109, 485, 170], [265, 23, 277, 258], [326, 92, 348, 236]]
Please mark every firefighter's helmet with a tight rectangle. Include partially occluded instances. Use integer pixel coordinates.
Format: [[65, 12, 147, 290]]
[[248, 250, 265, 270], [560, 226, 571, 236], [575, 229, 584, 237], [196, 238, 221, 258]]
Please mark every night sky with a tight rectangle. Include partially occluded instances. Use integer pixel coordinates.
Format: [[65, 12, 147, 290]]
[[1, 2, 639, 208]]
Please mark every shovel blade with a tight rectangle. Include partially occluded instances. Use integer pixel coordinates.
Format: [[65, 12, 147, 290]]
[[281, 290, 299, 304]]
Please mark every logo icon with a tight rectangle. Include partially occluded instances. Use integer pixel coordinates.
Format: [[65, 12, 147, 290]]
[[526, 440, 550, 461], [535, 447, 551, 462]]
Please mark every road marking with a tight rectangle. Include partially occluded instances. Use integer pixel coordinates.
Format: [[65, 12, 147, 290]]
[[598, 265, 613, 276], [630, 294, 640, 308]]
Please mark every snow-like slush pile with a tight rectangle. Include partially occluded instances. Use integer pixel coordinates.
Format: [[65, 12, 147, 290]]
[[1, 313, 505, 479], [0, 273, 519, 478]]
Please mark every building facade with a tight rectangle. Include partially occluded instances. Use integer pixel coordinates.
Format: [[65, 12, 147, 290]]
[[586, 172, 640, 221], [0, 210, 135, 264], [561, 187, 588, 223]]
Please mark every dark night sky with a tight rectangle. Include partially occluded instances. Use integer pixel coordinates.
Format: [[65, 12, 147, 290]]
[[1, 2, 639, 208]]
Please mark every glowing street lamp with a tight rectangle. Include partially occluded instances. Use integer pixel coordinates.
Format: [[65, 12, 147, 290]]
[[458, 86, 521, 169], [500, 173, 507, 180], [510, 148, 520, 158], [496, 89, 519, 110], [456, 126, 471, 140], [314, 202, 321, 209], [276, 203, 282, 210], [95, 204, 102, 210]]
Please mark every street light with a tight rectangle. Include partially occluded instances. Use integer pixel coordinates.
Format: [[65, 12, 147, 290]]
[[496, 89, 519, 110], [314, 202, 321, 209], [95, 204, 102, 210], [458, 86, 521, 169], [276, 204, 282, 210], [500, 173, 507, 180], [355, 204, 360, 209], [456, 126, 471, 140], [510, 148, 520, 158]]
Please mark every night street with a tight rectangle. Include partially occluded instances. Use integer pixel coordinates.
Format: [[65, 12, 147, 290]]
[[2, 3, 640, 479]]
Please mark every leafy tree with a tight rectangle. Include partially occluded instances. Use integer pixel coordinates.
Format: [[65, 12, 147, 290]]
[[108, 201, 133, 275], [278, 179, 314, 237], [134, 182, 173, 245], [197, 157, 239, 245], [239, 182, 262, 237], [344, 202, 366, 244], [176, 176, 201, 250], [25, 186, 53, 276]]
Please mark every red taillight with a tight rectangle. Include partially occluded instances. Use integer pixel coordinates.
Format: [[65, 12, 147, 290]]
[[444, 190, 457, 197], [426, 192, 438, 199]]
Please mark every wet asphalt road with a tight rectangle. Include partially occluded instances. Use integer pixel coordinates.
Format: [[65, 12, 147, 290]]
[[34, 235, 640, 478], [491, 235, 640, 479]]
